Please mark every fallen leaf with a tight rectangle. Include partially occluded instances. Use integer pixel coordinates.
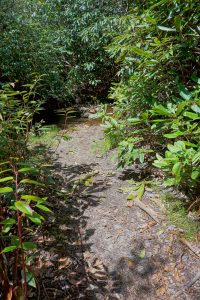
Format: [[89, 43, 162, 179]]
[[58, 257, 72, 270], [127, 201, 133, 208], [139, 249, 146, 259], [156, 287, 166, 296]]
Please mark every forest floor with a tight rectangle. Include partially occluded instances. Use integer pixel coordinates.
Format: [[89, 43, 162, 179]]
[[32, 117, 200, 300]]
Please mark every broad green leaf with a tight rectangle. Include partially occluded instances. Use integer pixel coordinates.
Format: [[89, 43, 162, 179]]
[[28, 216, 42, 224], [1, 245, 17, 253], [0, 169, 12, 175], [22, 242, 37, 250], [167, 144, 180, 153], [158, 25, 176, 32], [183, 112, 200, 120], [18, 168, 37, 173], [21, 194, 43, 202], [139, 249, 146, 259], [0, 176, 13, 183], [164, 131, 184, 138], [191, 75, 200, 84], [191, 171, 199, 180], [127, 194, 136, 200], [131, 47, 149, 56], [137, 184, 145, 200], [164, 178, 176, 186], [0, 161, 10, 166], [0, 218, 16, 225], [36, 204, 52, 212], [2, 224, 14, 233], [191, 104, 200, 114], [172, 162, 181, 176], [15, 201, 33, 215], [192, 152, 200, 164], [20, 179, 44, 186], [26, 271, 36, 288], [0, 187, 13, 194], [151, 104, 171, 116], [11, 236, 20, 246], [179, 86, 191, 101]]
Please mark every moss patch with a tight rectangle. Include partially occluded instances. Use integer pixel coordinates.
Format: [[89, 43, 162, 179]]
[[163, 193, 199, 241]]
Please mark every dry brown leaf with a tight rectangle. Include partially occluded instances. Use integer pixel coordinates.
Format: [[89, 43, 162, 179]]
[[127, 201, 133, 208], [58, 257, 72, 270], [164, 264, 175, 273], [128, 259, 135, 269], [156, 287, 166, 296]]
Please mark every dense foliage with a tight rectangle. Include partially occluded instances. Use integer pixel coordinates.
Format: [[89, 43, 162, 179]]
[[0, 0, 128, 104], [102, 0, 200, 199], [0, 1, 200, 298], [0, 79, 51, 299]]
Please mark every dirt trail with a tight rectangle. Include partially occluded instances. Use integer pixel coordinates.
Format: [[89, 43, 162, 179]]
[[43, 121, 200, 299]]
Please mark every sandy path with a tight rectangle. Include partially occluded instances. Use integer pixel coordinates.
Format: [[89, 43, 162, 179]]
[[53, 122, 200, 300]]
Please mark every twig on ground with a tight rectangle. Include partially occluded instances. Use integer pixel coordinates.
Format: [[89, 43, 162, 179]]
[[133, 199, 160, 223], [174, 271, 200, 298], [179, 237, 200, 258]]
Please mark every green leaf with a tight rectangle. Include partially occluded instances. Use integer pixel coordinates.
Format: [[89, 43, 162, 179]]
[[192, 152, 200, 164], [0, 176, 13, 183], [191, 171, 199, 180], [1, 245, 17, 253], [26, 271, 36, 288], [28, 216, 42, 224], [164, 131, 184, 138], [0, 218, 16, 225], [139, 153, 145, 164], [139, 248, 146, 259], [11, 236, 20, 247], [172, 162, 181, 176], [191, 75, 200, 84], [0, 169, 12, 175], [20, 179, 44, 186], [18, 168, 37, 173], [179, 86, 191, 101], [0, 187, 13, 194], [15, 201, 33, 215], [137, 183, 145, 200], [0, 161, 10, 166], [183, 112, 200, 120], [127, 194, 136, 200], [158, 25, 176, 32], [164, 178, 176, 186], [21, 194, 43, 202], [2, 224, 14, 233], [191, 104, 200, 114], [22, 242, 37, 250], [36, 204, 52, 212], [131, 47, 149, 56]]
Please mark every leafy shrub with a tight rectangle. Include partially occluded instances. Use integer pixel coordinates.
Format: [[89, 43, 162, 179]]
[[103, 0, 200, 200], [0, 159, 50, 299], [0, 77, 44, 158], [0, 0, 128, 103]]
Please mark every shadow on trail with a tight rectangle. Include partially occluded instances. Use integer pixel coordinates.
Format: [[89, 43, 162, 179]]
[[30, 145, 168, 300], [30, 145, 121, 299]]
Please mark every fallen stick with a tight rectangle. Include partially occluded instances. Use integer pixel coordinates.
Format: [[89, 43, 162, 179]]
[[179, 237, 200, 259], [133, 199, 160, 223], [174, 271, 200, 298]]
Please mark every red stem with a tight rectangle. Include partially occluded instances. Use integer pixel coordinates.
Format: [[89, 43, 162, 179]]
[[13, 164, 27, 300]]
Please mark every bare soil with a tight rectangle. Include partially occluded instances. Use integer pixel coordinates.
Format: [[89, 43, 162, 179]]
[[33, 120, 200, 300]]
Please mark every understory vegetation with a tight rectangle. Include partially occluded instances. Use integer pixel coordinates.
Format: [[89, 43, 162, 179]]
[[98, 0, 200, 204], [0, 0, 200, 298]]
